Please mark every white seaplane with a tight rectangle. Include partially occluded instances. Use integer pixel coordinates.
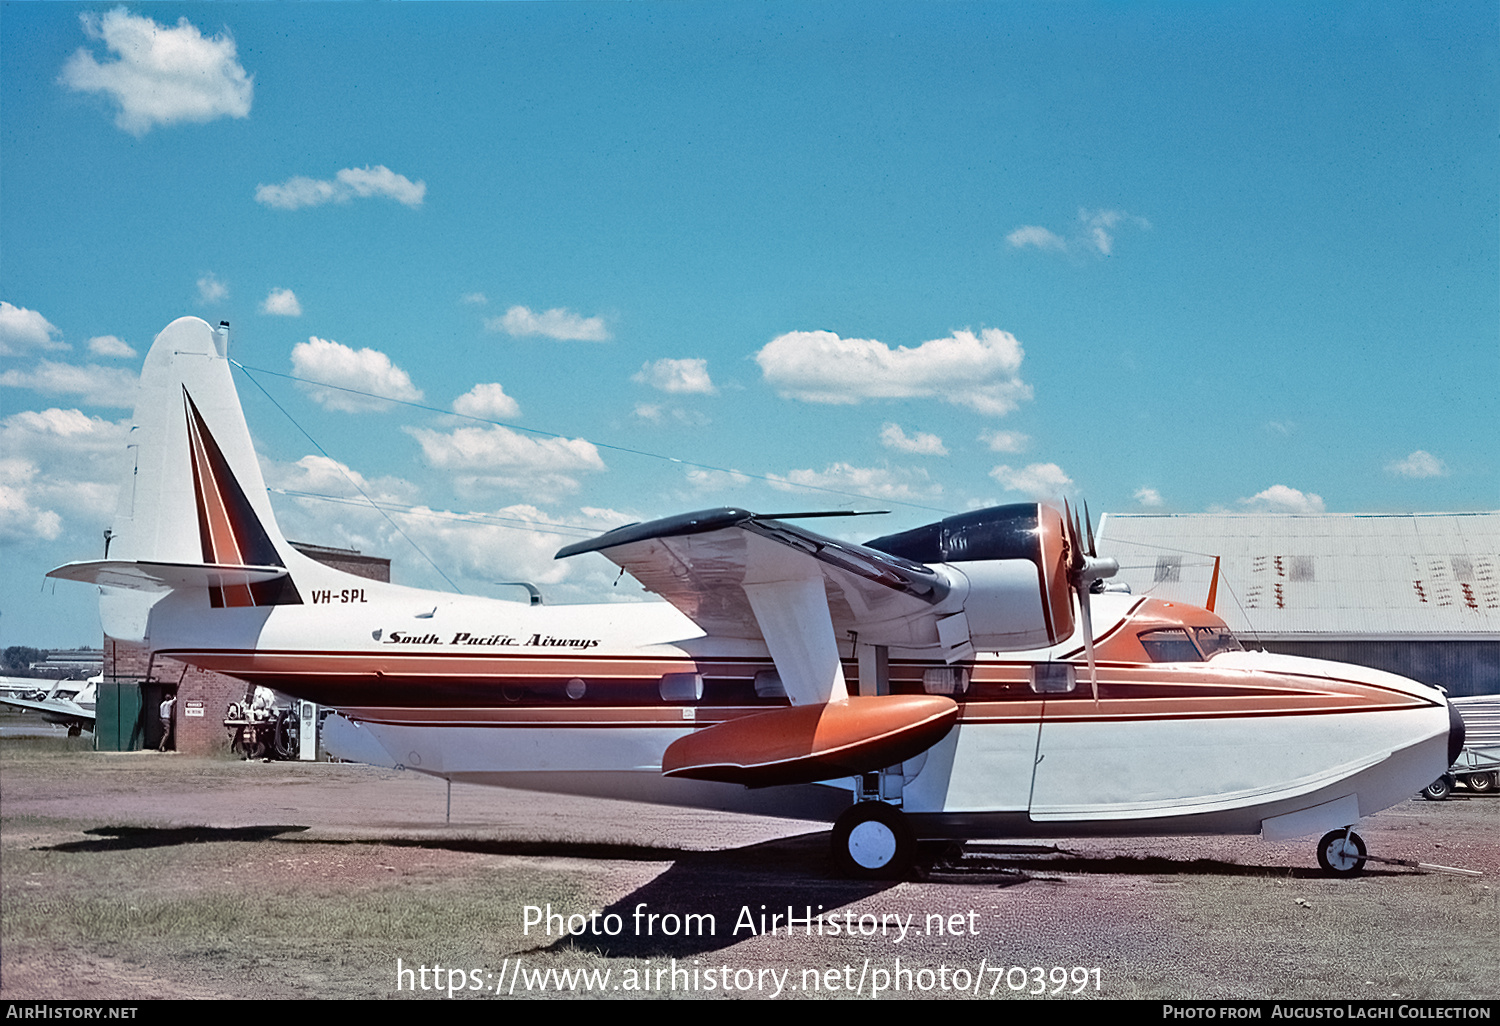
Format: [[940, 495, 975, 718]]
[[49, 317, 1463, 877]]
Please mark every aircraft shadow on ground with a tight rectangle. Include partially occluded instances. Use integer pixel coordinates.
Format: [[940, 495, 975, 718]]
[[36, 825, 1359, 957], [522, 832, 916, 958], [41, 824, 311, 852]]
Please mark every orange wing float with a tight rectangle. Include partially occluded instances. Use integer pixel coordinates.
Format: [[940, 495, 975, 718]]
[[662, 694, 958, 787]]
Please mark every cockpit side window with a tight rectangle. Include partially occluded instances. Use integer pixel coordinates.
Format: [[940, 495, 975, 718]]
[[1138, 628, 1203, 662], [1193, 626, 1243, 658]]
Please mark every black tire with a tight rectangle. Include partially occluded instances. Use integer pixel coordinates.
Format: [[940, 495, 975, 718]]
[[832, 802, 915, 879], [1421, 775, 1454, 801], [1316, 830, 1367, 877], [1464, 773, 1494, 793]]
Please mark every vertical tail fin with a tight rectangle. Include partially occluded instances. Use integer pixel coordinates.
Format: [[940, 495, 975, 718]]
[[113, 318, 299, 595], [51, 317, 306, 613]]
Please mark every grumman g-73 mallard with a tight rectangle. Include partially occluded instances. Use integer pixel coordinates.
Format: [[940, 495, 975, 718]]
[[49, 317, 1464, 877]]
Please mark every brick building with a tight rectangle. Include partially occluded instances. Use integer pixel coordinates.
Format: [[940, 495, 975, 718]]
[[103, 542, 390, 755]]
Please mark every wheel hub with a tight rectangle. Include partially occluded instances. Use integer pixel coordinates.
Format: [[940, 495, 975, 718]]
[[847, 820, 898, 869]]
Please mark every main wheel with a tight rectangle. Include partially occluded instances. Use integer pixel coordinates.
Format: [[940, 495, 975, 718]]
[[1421, 775, 1454, 801], [1464, 772, 1494, 793], [832, 802, 915, 880], [1316, 830, 1367, 877]]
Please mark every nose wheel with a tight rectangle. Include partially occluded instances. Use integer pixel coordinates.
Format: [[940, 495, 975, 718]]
[[1316, 829, 1367, 877], [832, 802, 915, 879]]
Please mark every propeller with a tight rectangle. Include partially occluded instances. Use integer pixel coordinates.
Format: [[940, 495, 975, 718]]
[[1062, 500, 1119, 703]]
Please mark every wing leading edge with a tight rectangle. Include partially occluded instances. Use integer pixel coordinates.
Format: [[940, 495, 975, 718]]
[[557, 508, 959, 706]]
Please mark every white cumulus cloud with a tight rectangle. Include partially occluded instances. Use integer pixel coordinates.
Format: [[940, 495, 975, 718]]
[[87, 335, 136, 358], [1005, 226, 1068, 252], [262, 453, 417, 508], [768, 463, 939, 501], [979, 429, 1029, 453], [255, 166, 426, 210], [197, 273, 228, 304], [1134, 486, 1164, 508], [406, 424, 605, 499], [0, 460, 63, 543], [685, 468, 752, 492], [59, 9, 253, 136], [452, 383, 521, 421], [633, 403, 708, 426], [0, 361, 138, 407], [459, 292, 488, 306], [487, 305, 610, 342], [0, 303, 68, 356], [880, 423, 947, 456], [990, 462, 1074, 499], [289, 337, 422, 412], [1238, 485, 1326, 514], [258, 459, 632, 600], [260, 288, 303, 317], [1386, 450, 1448, 479], [756, 327, 1031, 417], [0, 408, 130, 543], [633, 358, 715, 394], [1007, 208, 1150, 257]]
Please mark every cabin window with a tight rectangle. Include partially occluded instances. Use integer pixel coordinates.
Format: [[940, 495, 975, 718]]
[[1030, 662, 1076, 694], [753, 670, 786, 699], [659, 672, 702, 702], [922, 667, 969, 695], [1138, 629, 1203, 662], [1193, 627, 1243, 658]]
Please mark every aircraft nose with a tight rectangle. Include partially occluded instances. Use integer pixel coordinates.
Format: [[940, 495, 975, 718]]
[[1447, 700, 1466, 767]]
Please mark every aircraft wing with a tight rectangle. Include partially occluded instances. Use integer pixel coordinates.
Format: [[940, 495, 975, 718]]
[[557, 508, 950, 638], [558, 508, 957, 705], [0, 695, 95, 730]]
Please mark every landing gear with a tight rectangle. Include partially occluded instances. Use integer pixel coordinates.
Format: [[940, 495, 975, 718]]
[[1464, 772, 1495, 794], [832, 802, 915, 879], [1421, 775, 1454, 801], [1316, 829, 1367, 877]]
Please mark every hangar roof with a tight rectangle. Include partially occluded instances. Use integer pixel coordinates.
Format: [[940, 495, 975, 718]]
[[1095, 511, 1500, 639]]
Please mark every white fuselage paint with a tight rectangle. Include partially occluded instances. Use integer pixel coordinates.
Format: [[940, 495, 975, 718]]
[[144, 585, 1452, 840]]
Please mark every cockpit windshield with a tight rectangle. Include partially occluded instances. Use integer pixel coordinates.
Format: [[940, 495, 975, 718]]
[[1193, 626, 1244, 659], [1138, 629, 1202, 662], [1138, 626, 1244, 662]]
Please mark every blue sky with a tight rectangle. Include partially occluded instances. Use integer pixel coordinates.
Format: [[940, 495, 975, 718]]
[[2, 2, 1496, 647]]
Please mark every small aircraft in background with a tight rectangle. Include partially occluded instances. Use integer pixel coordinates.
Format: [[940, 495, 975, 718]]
[[0, 676, 98, 736], [49, 317, 1463, 877]]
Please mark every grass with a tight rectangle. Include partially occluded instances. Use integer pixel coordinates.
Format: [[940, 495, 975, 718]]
[[4, 736, 1497, 1000]]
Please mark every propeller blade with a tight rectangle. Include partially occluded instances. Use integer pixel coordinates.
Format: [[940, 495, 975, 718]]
[[1062, 498, 1099, 702], [1063, 500, 1084, 572], [1079, 585, 1099, 705], [1083, 500, 1096, 559]]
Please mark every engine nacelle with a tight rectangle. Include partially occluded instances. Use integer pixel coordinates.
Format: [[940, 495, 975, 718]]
[[866, 503, 1075, 653]]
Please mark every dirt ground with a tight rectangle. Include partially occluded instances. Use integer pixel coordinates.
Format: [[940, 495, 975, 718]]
[[1, 735, 1496, 1001]]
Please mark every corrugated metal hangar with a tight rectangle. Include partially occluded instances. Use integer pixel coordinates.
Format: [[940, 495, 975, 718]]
[[1096, 511, 1499, 697]]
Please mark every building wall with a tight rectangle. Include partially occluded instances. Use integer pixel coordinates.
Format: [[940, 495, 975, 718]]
[[106, 638, 251, 755], [102, 543, 391, 754], [1261, 639, 1500, 698]]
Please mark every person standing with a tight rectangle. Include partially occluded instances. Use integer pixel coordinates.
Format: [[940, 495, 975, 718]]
[[158, 693, 175, 751]]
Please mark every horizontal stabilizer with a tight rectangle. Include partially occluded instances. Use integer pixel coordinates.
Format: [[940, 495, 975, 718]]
[[47, 560, 288, 593], [661, 695, 958, 787]]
